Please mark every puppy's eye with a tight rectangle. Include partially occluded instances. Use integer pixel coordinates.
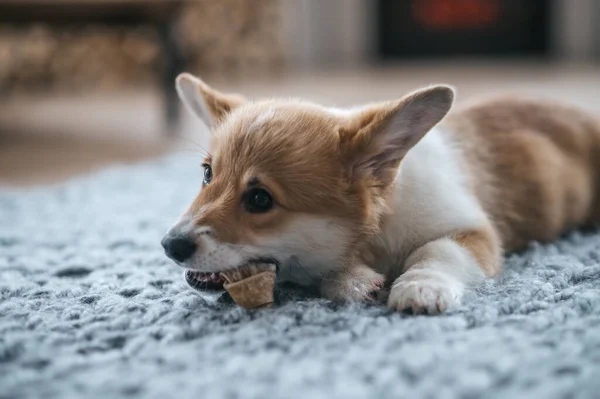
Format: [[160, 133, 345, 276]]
[[244, 188, 273, 213], [202, 164, 212, 185]]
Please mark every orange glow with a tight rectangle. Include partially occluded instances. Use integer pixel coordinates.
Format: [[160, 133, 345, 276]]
[[412, 0, 501, 30]]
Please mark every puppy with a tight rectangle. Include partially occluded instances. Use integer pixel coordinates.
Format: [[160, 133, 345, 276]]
[[162, 72, 600, 313]]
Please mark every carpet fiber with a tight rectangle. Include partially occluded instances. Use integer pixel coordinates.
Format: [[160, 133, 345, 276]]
[[2, 155, 600, 399]]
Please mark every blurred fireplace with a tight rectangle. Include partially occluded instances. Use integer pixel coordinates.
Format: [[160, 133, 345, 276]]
[[378, 0, 551, 59], [281, 0, 600, 67]]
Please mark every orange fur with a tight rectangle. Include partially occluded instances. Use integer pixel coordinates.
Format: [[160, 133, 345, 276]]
[[443, 97, 600, 251], [186, 100, 371, 257], [452, 225, 502, 277]]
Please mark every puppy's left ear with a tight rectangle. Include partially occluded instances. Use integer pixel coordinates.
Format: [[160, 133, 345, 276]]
[[176, 73, 246, 128], [339, 85, 454, 184]]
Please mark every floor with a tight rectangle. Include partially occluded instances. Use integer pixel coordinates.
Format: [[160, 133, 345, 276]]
[[1, 61, 599, 187], [3, 124, 600, 399], [3, 62, 600, 399]]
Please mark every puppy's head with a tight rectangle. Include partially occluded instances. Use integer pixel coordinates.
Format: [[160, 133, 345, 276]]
[[162, 73, 453, 285]]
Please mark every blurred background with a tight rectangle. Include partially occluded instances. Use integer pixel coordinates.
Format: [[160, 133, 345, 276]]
[[0, 0, 599, 186]]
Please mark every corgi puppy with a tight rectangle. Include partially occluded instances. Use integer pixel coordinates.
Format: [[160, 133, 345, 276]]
[[162, 72, 600, 313]]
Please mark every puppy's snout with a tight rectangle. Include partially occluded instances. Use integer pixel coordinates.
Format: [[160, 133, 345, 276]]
[[161, 234, 197, 263]]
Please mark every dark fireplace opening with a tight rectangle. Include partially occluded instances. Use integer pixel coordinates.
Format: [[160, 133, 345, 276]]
[[377, 0, 552, 59]]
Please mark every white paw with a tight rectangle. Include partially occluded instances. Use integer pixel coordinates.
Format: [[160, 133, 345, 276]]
[[387, 269, 464, 314], [321, 266, 385, 303]]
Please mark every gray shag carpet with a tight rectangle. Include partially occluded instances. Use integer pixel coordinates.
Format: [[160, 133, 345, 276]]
[[2, 155, 600, 399]]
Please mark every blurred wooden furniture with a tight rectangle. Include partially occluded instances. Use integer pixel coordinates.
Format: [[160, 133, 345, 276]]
[[0, 0, 187, 133]]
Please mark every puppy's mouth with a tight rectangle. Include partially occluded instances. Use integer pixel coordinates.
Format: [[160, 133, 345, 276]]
[[185, 258, 278, 291], [185, 270, 225, 291]]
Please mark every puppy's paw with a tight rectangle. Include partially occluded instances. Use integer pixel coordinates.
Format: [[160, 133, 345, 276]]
[[321, 266, 385, 303], [387, 269, 463, 314]]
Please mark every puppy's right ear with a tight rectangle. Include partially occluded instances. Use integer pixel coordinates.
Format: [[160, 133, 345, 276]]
[[176, 73, 246, 127]]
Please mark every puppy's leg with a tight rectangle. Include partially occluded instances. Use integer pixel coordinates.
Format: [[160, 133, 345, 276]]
[[388, 225, 501, 313], [320, 264, 385, 303]]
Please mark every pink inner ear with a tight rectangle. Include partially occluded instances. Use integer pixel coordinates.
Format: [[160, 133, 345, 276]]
[[344, 85, 453, 181], [356, 133, 411, 177]]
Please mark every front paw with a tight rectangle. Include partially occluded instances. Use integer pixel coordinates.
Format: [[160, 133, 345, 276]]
[[320, 266, 385, 303], [387, 269, 463, 314]]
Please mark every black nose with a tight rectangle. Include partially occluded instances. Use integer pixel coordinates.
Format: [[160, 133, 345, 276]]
[[161, 235, 197, 263]]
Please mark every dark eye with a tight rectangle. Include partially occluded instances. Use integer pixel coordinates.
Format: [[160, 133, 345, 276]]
[[202, 164, 212, 185], [244, 188, 273, 213]]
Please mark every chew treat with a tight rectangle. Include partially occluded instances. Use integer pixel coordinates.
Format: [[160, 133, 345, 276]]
[[220, 263, 276, 309]]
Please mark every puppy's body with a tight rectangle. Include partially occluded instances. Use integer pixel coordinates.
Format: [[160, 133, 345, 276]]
[[446, 98, 600, 251], [163, 73, 600, 313], [362, 98, 600, 311]]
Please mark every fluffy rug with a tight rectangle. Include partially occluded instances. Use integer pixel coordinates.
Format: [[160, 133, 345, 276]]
[[2, 155, 600, 399]]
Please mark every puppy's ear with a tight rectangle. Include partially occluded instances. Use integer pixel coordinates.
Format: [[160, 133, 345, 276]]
[[339, 85, 454, 185], [176, 73, 246, 127]]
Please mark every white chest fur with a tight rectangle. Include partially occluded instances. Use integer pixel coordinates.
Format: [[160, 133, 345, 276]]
[[369, 127, 487, 277]]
